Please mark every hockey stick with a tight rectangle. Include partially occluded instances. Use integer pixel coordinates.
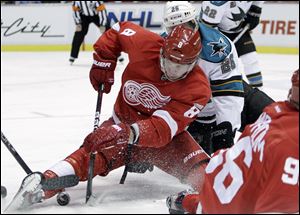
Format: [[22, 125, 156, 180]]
[[233, 24, 250, 44], [119, 145, 133, 184], [1, 131, 32, 174], [85, 84, 104, 203]]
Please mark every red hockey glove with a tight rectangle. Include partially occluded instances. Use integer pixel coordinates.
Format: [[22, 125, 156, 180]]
[[89, 52, 116, 93], [83, 123, 139, 153]]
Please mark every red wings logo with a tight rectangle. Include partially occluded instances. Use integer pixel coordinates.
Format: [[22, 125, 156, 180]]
[[123, 80, 171, 109]]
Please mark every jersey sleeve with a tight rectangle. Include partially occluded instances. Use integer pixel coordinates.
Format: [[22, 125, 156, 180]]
[[200, 1, 228, 26], [93, 21, 163, 62], [95, 1, 107, 27], [137, 67, 211, 148], [72, 1, 81, 24]]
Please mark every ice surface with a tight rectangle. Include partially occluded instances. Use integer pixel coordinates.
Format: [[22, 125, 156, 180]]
[[1, 51, 299, 214]]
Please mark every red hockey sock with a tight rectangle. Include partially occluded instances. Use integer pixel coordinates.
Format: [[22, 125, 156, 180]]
[[64, 147, 108, 181], [43, 170, 63, 199]]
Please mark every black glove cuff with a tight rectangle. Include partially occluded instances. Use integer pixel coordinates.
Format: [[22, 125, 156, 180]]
[[248, 5, 262, 17]]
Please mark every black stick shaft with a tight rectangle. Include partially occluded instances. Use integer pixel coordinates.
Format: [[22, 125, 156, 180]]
[[86, 85, 104, 203], [1, 131, 32, 174], [119, 144, 133, 184], [233, 24, 250, 44]]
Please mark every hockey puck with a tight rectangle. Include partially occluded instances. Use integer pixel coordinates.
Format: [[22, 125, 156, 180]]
[[1, 186, 7, 198], [57, 192, 70, 206]]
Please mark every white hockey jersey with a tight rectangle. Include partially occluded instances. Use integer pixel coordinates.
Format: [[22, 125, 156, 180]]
[[200, 1, 264, 33], [195, 22, 244, 132]]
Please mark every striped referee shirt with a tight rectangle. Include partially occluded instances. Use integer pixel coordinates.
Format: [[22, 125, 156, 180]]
[[72, 1, 108, 26]]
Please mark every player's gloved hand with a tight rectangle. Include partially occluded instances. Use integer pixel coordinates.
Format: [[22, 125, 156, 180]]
[[166, 189, 200, 214], [187, 119, 216, 155], [244, 5, 262, 31], [211, 121, 234, 153], [90, 52, 116, 93], [83, 123, 139, 153], [75, 24, 82, 32]]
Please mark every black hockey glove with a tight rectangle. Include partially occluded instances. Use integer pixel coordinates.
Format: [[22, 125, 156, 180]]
[[126, 162, 154, 174], [244, 5, 262, 31], [211, 121, 235, 153], [187, 120, 216, 155]]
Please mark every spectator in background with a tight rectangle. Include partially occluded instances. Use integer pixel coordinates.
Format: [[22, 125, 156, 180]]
[[69, 1, 108, 65]]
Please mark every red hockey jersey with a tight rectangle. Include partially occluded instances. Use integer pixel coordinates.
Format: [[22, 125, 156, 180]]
[[199, 101, 299, 213], [93, 22, 211, 148]]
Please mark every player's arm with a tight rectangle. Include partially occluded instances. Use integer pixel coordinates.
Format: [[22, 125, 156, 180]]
[[197, 37, 244, 151], [90, 22, 159, 92], [72, 1, 81, 28], [244, 1, 264, 31], [209, 68, 244, 152], [83, 95, 210, 152], [95, 1, 108, 32], [136, 97, 209, 148]]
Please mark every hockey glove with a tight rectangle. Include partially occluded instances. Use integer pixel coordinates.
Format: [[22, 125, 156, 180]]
[[90, 52, 116, 93], [244, 5, 262, 31], [187, 119, 216, 155], [83, 123, 139, 153], [211, 121, 234, 153], [166, 189, 200, 214]]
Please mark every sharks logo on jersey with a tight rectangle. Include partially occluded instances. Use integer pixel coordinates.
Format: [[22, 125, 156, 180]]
[[198, 22, 232, 63], [208, 37, 228, 58]]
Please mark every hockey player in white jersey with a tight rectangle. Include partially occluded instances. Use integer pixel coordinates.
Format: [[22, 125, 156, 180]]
[[164, 1, 244, 154], [200, 1, 264, 89]]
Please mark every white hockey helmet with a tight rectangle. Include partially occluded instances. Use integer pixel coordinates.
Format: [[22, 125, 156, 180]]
[[163, 1, 197, 31]]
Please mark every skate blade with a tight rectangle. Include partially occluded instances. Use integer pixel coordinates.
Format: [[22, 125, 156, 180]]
[[4, 172, 43, 212]]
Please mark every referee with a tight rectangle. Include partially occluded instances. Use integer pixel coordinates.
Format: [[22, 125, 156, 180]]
[[69, 1, 108, 64]]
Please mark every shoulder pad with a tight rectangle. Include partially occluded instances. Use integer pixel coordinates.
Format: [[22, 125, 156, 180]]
[[198, 22, 232, 63]]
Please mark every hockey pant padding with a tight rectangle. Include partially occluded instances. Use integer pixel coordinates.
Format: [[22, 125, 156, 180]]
[[240, 52, 263, 87]]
